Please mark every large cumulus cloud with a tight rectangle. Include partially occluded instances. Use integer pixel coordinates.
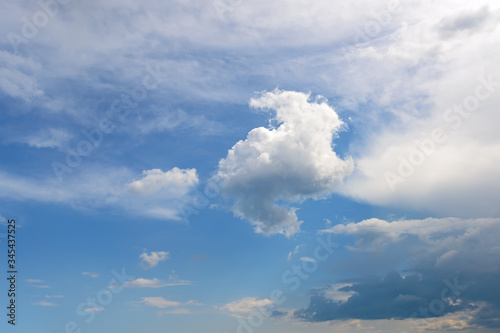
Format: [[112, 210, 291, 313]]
[[214, 90, 353, 236]]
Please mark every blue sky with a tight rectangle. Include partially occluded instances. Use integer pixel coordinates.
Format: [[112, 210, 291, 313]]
[[1, 1, 500, 332]]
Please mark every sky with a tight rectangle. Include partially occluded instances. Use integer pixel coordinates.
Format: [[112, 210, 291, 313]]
[[0, 0, 500, 332]]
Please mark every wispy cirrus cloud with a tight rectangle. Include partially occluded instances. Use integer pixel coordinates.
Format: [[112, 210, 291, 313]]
[[25, 279, 50, 288], [16, 128, 73, 150]]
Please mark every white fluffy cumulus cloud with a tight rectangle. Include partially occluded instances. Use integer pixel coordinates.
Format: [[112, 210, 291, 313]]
[[215, 90, 354, 237], [139, 250, 170, 269], [127, 167, 199, 220], [128, 168, 198, 196]]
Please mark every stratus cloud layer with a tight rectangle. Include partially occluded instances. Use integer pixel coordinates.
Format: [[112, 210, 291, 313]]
[[215, 90, 353, 236]]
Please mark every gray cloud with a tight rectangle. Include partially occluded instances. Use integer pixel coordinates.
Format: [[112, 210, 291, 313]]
[[438, 6, 495, 38], [295, 217, 500, 328]]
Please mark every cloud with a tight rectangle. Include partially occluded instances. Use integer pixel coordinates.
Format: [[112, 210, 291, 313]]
[[140, 250, 170, 269], [324, 284, 356, 303], [136, 108, 224, 136], [140, 297, 181, 308], [17, 128, 73, 149], [124, 277, 191, 289], [214, 90, 353, 236], [438, 5, 493, 38], [81, 307, 104, 313], [26, 279, 50, 288], [33, 301, 57, 307], [295, 271, 464, 321], [287, 244, 303, 261], [132, 297, 203, 316], [0, 51, 43, 101], [82, 272, 99, 278], [220, 297, 274, 315], [128, 168, 198, 196], [321, 217, 500, 254], [158, 308, 194, 315], [296, 217, 500, 328], [45, 295, 64, 299], [0, 166, 198, 222], [335, 4, 500, 217], [138, 297, 201, 309], [1, 1, 498, 225]]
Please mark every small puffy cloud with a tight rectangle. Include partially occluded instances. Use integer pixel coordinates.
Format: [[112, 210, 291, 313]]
[[128, 168, 198, 196], [215, 90, 353, 237], [125, 277, 191, 288], [220, 297, 274, 314], [45, 295, 64, 299], [25, 279, 44, 283], [126, 168, 199, 220], [82, 272, 99, 278], [140, 250, 170, 269]]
